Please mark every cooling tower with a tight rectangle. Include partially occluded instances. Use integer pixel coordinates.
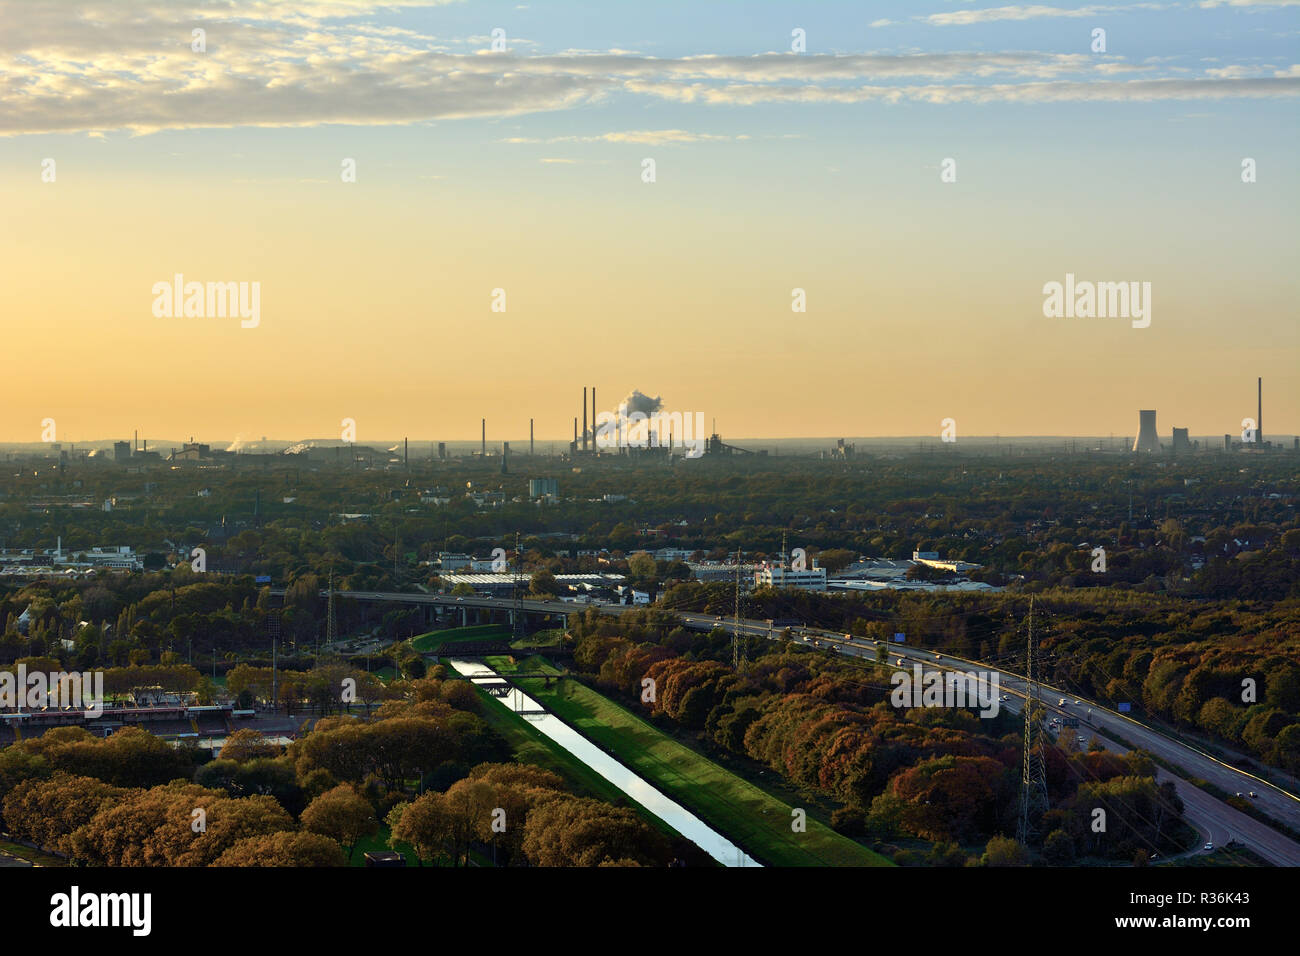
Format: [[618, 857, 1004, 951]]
[[1133, 410, 1159, 452]]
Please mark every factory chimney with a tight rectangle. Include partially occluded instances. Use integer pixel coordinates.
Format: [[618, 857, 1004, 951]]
[[530, 419, 534, 456], [1258, 377, 1263, 445], [583, 388, 588, 452], [481, 419, 486, 458], [592, 387, 597, 452], [1133, 410, 1159, 453]]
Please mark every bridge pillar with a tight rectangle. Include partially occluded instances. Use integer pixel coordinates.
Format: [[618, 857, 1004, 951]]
[[460, 607, 467, 627]]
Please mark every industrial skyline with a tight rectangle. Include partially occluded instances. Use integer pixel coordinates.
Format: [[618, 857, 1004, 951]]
[[1, 377, 1293, 448], [1, 1, 1296, 441]]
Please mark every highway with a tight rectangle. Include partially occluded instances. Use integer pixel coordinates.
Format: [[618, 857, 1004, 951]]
[[682, 612, 1300, 866], [318, 589, 1300, 865]]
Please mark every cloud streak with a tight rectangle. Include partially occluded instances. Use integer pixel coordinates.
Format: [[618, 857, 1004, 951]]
[[0, 0, 1295, 136]]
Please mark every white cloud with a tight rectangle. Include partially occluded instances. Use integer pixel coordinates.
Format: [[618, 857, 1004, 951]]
[[0, 0, 1294, 137], [504, 129, 736, 145], [1200, 0, 1300, 7], [922, 3, 1176, 26]]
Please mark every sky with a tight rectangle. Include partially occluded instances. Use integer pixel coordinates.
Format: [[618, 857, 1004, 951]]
[[0, 0, 1296, 443]]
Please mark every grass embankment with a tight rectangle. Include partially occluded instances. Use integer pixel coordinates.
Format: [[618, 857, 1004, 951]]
[[1172, 846, 1270, 867], [0, 839, 66, 867], [489, 656, 890, 867], [461, 678, 686, 847], [409, 625, 510, 654], [511, 628, 565, 650]]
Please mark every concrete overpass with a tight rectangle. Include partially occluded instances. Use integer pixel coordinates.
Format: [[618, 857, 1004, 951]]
[[272, 588, 585, 630]]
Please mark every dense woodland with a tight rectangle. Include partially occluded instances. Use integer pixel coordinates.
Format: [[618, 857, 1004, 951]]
[[0, 667, 677, 867], [566, 608, 1192, 865], [0, 450, 1294, 865]]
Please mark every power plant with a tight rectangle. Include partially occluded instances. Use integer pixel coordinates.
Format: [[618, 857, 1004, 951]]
[[1133, 410, 1160, 453], [1128, 378, 1286, 456]]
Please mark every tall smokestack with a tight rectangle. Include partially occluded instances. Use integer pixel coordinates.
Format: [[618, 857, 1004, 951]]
[[481, 419, 486, 458], [592, 387, 597, 453], [530, 419, 534, 456], [573, 417, 578, 450], [583, 387, 588, 452], [1258, 377, 1263, 445], [404, 437, 409, 468]]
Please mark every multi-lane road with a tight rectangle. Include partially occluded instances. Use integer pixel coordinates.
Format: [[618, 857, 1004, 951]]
[[675, 612, 1300, 866], [330, 589, 1300, 865]]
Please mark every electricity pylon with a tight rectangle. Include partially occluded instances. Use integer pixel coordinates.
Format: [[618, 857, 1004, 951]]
[[1017, 597, 1049, 846], [732, 548, 744, 670]]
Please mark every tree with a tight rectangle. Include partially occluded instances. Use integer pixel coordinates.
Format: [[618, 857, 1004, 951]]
[[441, 778, 499, 866], [627, 553, 657, 587], [529, 570, 560, 598], [1042, 829, 1075, 865], [816, 549, 857, 573], [981, 835, 1029, 867], [213, 830, 346, 866], [300, 785, 378, 861], [219, 729, 279, 764], [388, 793, 454, 865], [2, 773, 127, 856], [521, 794, 668, 867]]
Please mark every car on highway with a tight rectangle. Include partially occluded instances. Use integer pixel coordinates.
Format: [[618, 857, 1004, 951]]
[[1058, 698, 1068, 706], [1077, 736, 1085, 744], [1249, 791, 1258, 798], [934, 652, 942, 660], [1203, 842, 1214, 851], [896, 658, 906, 666], [1000, 695, 1010, 702], [1074, 699, 1082, 705]]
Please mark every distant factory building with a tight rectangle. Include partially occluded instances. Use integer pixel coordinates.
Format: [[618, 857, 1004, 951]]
[[113, 441, 131, 461], [754, 564, 827, 591], [170, 442, 211, 463], [440, 572, 624, 596], [689, 562, 758, 586], [911, 555, 983, 573], [529, 478, 558, 499]]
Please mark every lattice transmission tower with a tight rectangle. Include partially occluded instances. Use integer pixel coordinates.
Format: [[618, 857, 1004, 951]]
[[1017, 596, 1049, 846]]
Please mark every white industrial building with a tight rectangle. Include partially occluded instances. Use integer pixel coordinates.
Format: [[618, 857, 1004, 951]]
[[753, 564, 827, 591]]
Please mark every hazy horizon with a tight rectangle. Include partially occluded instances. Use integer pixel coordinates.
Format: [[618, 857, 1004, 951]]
[[2, 1, 1295, 441]]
